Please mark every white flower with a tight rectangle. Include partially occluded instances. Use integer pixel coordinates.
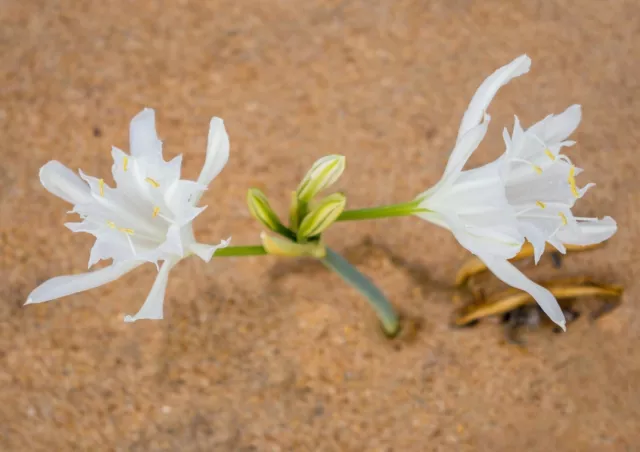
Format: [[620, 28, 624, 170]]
[[415, 55, 617, 330], [26, 108, 231, 322]]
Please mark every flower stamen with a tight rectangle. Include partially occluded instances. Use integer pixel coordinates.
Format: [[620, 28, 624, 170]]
[[99, 179, 105, 196], [544, 149, 556, 161], [119, 227, 135, 235], [152, 206, 160, 218], [568, 166, 579, 198], [107, 221, 116, 229], [536, 201, 546, 209], [559, 212, 568, 226], [145, 177, 160, 188], [123, 157, 129, 172]]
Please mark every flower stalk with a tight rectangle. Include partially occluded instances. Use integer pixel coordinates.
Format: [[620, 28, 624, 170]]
[[321, 247, 400, 337], [337, 200, 428, 222]]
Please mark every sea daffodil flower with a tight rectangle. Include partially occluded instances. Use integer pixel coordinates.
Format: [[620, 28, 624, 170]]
[[26, 109, 231, 322], [415, 55, 617, 330]]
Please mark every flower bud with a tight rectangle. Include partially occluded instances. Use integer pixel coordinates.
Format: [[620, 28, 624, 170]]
[[247, 188, 283, 232], [296, 155, 346, 202], [297, 193, 346, 240], [260, 232, 326, 258]]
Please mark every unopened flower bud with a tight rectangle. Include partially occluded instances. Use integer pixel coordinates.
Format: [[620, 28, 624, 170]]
[[296, 155, 346, 202], [297, 193, 346, 240]]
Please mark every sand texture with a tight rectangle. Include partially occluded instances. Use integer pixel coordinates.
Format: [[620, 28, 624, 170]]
[[1, 0, 639, 450]]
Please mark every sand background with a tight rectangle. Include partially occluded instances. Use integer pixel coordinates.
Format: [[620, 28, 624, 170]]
[[1, 0, 639, 450]]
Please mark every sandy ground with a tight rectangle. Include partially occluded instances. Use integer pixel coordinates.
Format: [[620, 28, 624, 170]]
[[1, 0, 639, 450]]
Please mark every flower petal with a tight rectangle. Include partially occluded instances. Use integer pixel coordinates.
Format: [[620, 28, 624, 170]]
[[458, 54, 531, 140], [25, 260, 142, 304], [123, 259, 177, 322], [193, 117, 229, 205], [159, 225, 184, 257], [443, 114, 491, 181], [479, 254, 566, 330], [129, 108, 163, 161], [39, 161, 92, 205], [555, 216, 617, 246], [189, 237, 232, 262], [528, 104, 582, 146], [434, 210, 523, 259]]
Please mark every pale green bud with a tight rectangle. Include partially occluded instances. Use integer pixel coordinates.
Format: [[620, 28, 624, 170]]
[[297, 193, 346, 240], [247, 188, 283, 232], [296, 155, 346, 202], [260, 232, 326, 258], [288, 191, 300, 232]]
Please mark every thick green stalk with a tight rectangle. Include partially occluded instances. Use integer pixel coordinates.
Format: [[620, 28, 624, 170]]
[[321, 247, 400, 337]]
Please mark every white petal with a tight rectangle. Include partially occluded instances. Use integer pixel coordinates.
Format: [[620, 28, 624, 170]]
[[189, 237, 231, 262], [129, 108, 163, 161], [39, 161, 92, 205], [418, 116, 492, 200], [555, 216, 617, 246], [124, 259, 177, 322], [458, 54, 531, 140], [528, 104, 582, 145], [479, 254, 566, 330], [193, 117, 230, 205], [436, 210, 523, 259], [159, 225, 184, 256], [25, 260, 142, 304]]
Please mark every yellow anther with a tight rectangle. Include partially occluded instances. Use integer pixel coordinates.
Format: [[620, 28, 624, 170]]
[[568, 166, 579, 198], [536, 201, 546, 209], [145, 177, 160, 188], [544, 149, 556, 161], [99, 179, 105, 196], [107, 221, 116, 229], [152, 206, 160, 218], [123, 156, 129, 172], [119, 227, 135, 235], [532, 164, 543, 174], [559, 212, 568, 226]]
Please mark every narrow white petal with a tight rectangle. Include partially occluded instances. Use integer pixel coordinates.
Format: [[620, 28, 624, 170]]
[[39, 161, 92, 205], [436, 115, 490, 191], [189, 237, 232, 262], [529, 104, 582, 144], [458, 54, 531, 140], [124, 259, 177, 322], [159, 225, 184, 256], [129, 108, 163, 161], [25, 260, 142, 304], [480, 254, 566, 330], [193, 117, 230, 205], [436, 210, 523, 259], [555, 216, 617, 246]]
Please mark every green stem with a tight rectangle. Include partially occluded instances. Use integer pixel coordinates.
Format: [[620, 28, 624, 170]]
[[336, 200, 429, 222], [321, 247, 400, 337], [213, 245, 268, 257]]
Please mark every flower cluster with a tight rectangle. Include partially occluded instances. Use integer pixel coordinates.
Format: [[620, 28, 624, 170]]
[[26, 55, 617, 333]]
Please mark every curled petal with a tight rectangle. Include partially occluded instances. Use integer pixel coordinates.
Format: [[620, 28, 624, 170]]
[[129, 108, 163, 161], [193, 117, 230, 205], [39, 161, 92, 205], [124, 258, 177, 322], [528, 104, 582, 145], [434, 210, 523, 259], [159, 225, 184, 257], [479, 254, 566, 330], [26, 260, 142, 304], [555, 216, 617, 246], [189, 237, 232, 262], [458, 54, 531, 140]]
